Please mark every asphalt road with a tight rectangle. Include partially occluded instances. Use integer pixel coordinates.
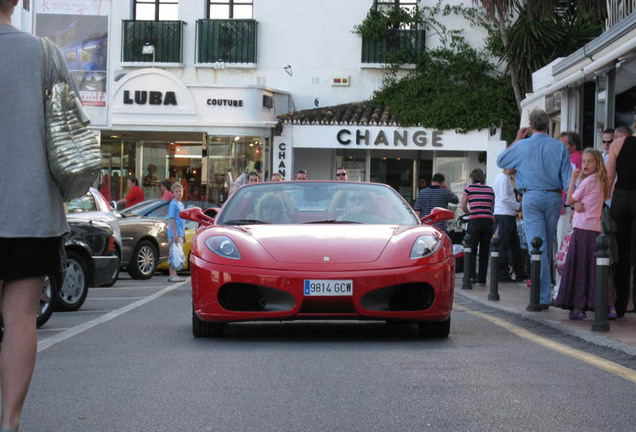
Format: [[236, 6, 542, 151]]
[[20, 275, 636, 431]]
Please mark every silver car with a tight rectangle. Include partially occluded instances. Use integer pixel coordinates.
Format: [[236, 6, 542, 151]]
[[68, 188, 169, 280]]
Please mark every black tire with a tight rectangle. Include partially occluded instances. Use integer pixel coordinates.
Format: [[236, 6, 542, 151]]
[[192, 309, 224, 337], [101, 247, 121, 287], [417, 316, 451, 338], [37, 275, 57, 328], [54, 250, 89, 312], [128, 240, 158, 280]]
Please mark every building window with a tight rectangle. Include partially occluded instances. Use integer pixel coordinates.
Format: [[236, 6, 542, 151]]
[[134, 0, 179, 21], [208, 0, 253, 19]]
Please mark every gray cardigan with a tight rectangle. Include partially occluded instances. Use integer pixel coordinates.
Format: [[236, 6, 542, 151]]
[[0, 24, 68, 237]]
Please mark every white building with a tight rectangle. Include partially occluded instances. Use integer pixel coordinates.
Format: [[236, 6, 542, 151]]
[[521, 2, 636, 152], [25, 0, 504, 205]]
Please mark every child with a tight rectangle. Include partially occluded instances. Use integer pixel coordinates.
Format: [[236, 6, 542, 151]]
[[168, 183, 185, 282], [555, 149, 615, 319]]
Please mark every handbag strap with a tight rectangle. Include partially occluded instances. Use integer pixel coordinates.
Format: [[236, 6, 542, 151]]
[[41, 37, 65, 95]]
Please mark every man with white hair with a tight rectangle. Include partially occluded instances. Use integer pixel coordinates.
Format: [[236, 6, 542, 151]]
[[497, 109, 572, 310]]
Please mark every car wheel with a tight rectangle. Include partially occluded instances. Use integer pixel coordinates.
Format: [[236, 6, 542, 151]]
[[54, 250, 89, 312], [37, 275, 57, 328], [128, 240, 157, 280], [101, 248, 121, 287], [192, 309, 224, 337], [417, 316, 451, 338]]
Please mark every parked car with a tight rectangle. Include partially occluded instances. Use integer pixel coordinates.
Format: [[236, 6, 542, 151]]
[[181, 181, 456, 338], [66, 188, 122, 286], [68, 188, 169, 280], [52, 219, 120, 311], [121, 199, 217, 271]]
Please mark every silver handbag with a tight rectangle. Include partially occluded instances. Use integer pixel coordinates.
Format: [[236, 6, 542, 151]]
[[42, 37, 102, 201]]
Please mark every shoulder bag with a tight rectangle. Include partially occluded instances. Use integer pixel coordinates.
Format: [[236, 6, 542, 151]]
[[42, 37, 102, 201]]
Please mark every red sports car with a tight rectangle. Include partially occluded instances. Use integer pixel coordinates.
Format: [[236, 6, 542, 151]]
[[180, 181, 456, 338]]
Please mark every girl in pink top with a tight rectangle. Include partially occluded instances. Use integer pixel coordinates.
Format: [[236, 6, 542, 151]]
[[555, 149, 614, 320]]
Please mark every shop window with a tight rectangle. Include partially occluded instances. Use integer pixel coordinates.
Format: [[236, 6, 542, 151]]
[[336, 150, 367, 182], [208, 0, 253, 19], [207, 135, 263, 205]]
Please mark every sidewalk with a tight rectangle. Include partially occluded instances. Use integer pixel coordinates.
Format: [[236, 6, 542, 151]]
[[454, 275, 636, 357]]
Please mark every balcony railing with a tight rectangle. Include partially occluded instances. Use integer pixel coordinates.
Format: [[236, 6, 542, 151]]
[[197, 19, 258, 64], [361, 29, 425, 64], [606, 0, 636, 29], [122, 20, 185, 63]]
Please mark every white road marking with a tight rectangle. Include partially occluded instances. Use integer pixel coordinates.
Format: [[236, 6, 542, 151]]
[[85, 297, 146, 300], [38, 280, 189, 353]]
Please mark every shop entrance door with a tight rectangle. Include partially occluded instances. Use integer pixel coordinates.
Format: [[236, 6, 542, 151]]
[[370, 157, 414, 203]]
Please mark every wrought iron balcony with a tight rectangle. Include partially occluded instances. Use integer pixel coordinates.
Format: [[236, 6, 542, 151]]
[[606, 0, 636, 29], [361, 29, 425, 64], [197, 19, 258, 64], [122, 20, 185, 63]]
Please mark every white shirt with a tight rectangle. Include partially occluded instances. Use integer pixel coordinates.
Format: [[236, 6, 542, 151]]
[[494, 171, 520, 216]]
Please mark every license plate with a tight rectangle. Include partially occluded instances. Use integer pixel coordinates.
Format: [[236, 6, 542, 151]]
[[304, 279, 353, 296]]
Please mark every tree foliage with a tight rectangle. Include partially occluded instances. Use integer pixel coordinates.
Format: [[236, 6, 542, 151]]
[[372, 46, 518, 141]]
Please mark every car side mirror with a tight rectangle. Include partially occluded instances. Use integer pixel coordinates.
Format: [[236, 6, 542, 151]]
[[109, 201, 118, 211], [179, 207, 215, 227], [420, 207, 455, 225]]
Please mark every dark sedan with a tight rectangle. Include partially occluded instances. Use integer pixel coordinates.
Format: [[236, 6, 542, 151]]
[[51, 220, 120, 312]]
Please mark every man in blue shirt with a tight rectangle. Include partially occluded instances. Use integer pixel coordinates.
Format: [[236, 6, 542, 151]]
[[497, 109, 571, 309]]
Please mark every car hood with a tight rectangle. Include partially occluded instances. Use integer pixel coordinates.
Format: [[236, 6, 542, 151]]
[[245, 225, 398, 264]]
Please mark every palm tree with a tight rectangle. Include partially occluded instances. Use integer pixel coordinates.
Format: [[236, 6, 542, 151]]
[[476, 0, 606, 112]]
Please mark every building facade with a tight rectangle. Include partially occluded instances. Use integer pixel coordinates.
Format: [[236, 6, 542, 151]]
[[23, 0, 502, 206], [521, 2, 636, 152]]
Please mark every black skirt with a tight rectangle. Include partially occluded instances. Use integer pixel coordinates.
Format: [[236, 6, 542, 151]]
[[0, 236, 65, 282]]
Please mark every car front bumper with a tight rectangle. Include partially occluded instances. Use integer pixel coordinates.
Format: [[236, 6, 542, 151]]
[[191, 255, 455, 323]]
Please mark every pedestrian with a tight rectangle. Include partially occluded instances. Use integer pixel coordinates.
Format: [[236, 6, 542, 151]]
[[494, 168, 526, 282], [115, 177, 144, 209], [0, 2, 72, 430], [160, 179, 173, 201], [413, 173, 459, 233], [461, 168, 495, 285], [606, 125, 636, 318], [601, 128, 614, 163], [168, 183, 185, 283], [295, 169, 308, 181], [555, 149, 615, 320], [335, 167, 348, 181], [247, 171, 260, 183], [497, 109, 572, 309], [270, 172, 283, 181]]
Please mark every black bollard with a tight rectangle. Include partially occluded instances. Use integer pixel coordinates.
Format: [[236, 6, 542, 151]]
[[592, 235, 610, 332], [488, 236, 500, 301], [462, 233, 472, 290], [526, 236, 543, 311]]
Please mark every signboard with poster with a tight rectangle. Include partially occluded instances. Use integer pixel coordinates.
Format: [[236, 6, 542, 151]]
[[35, 1, 110, 126]]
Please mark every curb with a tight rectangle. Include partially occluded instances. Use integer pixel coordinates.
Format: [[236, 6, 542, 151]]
[[455, 289, 636, 357]]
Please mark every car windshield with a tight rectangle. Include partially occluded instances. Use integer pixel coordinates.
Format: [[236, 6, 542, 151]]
[[216, 182, 419, 225], [66, 193, 97, 214], [120, 200, 163, 216]]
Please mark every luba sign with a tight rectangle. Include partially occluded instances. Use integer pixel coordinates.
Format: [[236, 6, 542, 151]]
[[336, 129, 443, 147], [123, 90, 177, 105]]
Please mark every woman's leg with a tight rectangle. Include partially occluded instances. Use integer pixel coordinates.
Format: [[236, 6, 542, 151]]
[[477, 220, 493, 284], [1, 276, 43, 430]]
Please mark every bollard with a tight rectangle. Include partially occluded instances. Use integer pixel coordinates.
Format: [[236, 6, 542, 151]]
[[592, 235, 610, 332], [488, 236, 500, 301], [462, 233, 472, 290], [526, 236, 543, 311]]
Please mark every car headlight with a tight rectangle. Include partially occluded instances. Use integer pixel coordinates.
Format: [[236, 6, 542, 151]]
[[205, 236, 241, 260], [410, 235, 443, 259]]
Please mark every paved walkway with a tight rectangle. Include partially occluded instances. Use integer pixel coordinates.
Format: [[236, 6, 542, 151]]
[[454, 275, 636, 357]]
